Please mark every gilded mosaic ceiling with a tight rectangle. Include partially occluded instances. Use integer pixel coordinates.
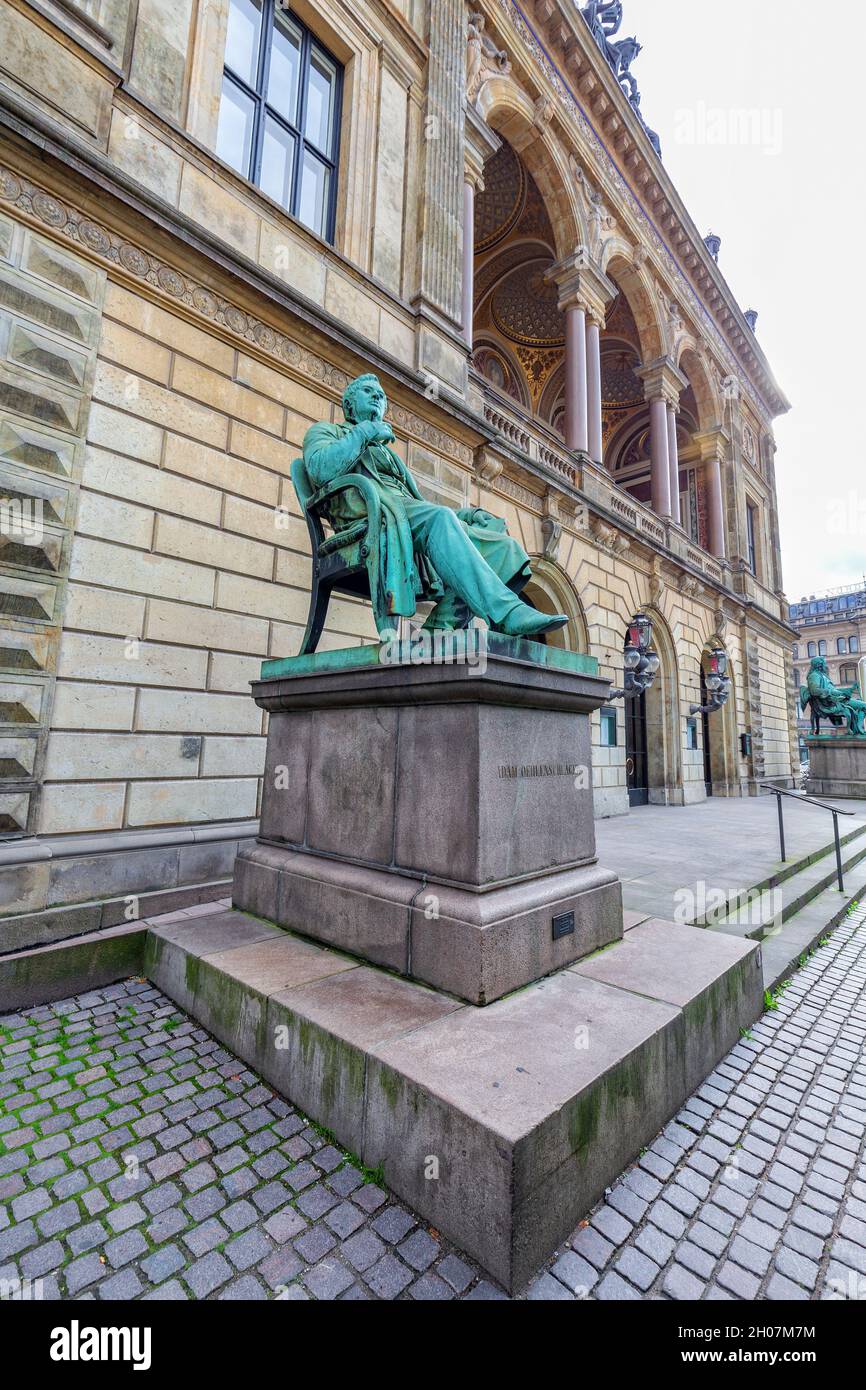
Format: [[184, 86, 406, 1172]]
[[475, 143, 528, 253], [491, 261, 564, 348]]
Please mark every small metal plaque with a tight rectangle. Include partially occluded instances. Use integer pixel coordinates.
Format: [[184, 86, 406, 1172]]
[[552, 911, 575, 941]]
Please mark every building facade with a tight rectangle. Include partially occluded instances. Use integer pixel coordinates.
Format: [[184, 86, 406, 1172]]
[[791, 584, 866, 743], [0, 0, 800, 942]]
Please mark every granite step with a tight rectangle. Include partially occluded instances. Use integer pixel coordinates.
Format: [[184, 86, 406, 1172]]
[[142, 905, 762, 1291]]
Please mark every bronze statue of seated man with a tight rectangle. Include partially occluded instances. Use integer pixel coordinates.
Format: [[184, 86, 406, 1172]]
[[803, 655, 866, 737], [302, 373, 567, 640]]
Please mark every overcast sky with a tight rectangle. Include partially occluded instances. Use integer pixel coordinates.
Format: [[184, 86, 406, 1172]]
[[626, 0, 865, 601]]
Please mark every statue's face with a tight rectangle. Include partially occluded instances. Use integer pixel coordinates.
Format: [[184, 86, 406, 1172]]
[[347, 377, 387, 424]]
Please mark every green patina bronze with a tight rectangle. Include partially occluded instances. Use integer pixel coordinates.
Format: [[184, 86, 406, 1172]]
[[296, 372, 569, 647], [801, 656, 866, 736], [260, 630, 599, 681]]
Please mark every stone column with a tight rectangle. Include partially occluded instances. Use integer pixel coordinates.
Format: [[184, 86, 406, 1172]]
[[587, 317, 604, 465], [637, 357, 688, 522], [706, 456, 726, 558], [463, 110, 500, 349], [650, 397, 671, 518], [667, 404, 681, 526], [565, 305, 589, 454], [414, 0, 469, 327], [462, 180, 475, 345], [695, 430, 730, 560], [548, 249, 616, 458]]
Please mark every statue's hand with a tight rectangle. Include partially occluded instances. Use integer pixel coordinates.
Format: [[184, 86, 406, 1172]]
[[360, 420, 395, 446], [458, 507, 507, 533]]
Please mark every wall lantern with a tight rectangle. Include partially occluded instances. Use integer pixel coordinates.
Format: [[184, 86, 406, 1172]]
[[691, 647, 732, 716], [610, 612, 661, 701]]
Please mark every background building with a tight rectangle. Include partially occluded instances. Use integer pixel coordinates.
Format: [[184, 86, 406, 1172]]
[[0, 0, 799, 945], [791, 583, 866, 743]]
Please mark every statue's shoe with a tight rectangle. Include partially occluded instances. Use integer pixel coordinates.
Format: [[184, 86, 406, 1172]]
[[495, 606, 569, 639]]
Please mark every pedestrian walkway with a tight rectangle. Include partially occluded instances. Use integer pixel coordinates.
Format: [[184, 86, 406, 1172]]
[[1, 906, 865, 1300], [595, 794, 866, 923]]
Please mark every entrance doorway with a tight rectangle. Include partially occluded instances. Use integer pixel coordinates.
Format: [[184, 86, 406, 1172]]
[[625, 690, 649, 806], [700, 669, 713, 797]]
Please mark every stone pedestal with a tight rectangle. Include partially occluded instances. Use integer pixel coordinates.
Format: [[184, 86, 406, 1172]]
[[806, 736, 866, 799], [233, 635, 622, 1005], [185, 634, 765, 1288]]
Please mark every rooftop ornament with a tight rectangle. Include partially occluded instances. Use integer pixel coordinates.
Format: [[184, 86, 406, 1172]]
[[744, 309, 759, 332], [704, 232, 722, 262], [690, 648, 732, 716], [610, 612, 660, 701], [579, 3, 662, 157]]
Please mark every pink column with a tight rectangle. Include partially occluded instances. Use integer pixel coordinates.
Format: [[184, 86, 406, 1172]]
[[565, 305, 589, 454], [667, 405, 681, 526], [586, 318, 603, 465], [650, 397, 671, 517], [706, 456, 726, 558], [462, 180, 475, 346]]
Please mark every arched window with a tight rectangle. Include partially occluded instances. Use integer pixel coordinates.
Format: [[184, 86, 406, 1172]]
[[793, 644, 800, 660], [807, 642, 817, 658], [851, 635, 860, 654], [841, 664, 860, 686], [792, 668, 801, 688], [837, 637, 848, 655], [818, 640, 827, 657]]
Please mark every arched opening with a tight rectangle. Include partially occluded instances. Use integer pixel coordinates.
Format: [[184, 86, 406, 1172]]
[[472, 138, 567, 437], [521, 559, 589, 653], [628, 608, 683, 806], [676, 346, 724, 549], [700, 646, 739, 796]]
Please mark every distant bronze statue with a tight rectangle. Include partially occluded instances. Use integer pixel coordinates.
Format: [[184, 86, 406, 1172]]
[[292, 373, 567, 652], [802, 656, 866, 736]]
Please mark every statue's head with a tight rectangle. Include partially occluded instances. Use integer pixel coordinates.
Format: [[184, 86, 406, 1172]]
[[622, 37, 641, 59], [812, 656, 827, 673], [342, 373, 387, 424]]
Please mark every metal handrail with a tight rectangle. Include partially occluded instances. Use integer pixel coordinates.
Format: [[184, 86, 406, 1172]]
[[758, 782, 856, 892]]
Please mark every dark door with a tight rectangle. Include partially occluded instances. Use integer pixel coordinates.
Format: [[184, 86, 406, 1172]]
[[625, 690, 649, 806], [701, 670, 713, 796]]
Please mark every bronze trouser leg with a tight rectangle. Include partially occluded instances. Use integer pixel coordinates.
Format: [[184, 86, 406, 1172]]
[[403, 501, 523, 627]]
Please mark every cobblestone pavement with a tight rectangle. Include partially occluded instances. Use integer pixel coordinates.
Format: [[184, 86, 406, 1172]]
[[1, 906, 865, 1301]]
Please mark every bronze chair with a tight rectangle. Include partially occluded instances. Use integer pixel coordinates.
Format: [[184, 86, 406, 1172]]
[[292, 458, 439, 655], [800, 686, 845, 738]]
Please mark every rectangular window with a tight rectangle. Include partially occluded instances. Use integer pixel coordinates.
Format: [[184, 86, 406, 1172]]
[[746, 501, 758, 575], [216, 0, 342, 243], [600, 708, 618, 748], [686, 718, 699, 751]]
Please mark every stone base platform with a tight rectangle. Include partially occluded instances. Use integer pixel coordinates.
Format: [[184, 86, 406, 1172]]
[[806, 736, 866, 799], [144, 907, 763, 1291]]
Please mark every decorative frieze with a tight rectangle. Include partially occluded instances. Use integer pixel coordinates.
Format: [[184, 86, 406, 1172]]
[[0, 164, 473, 472]]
